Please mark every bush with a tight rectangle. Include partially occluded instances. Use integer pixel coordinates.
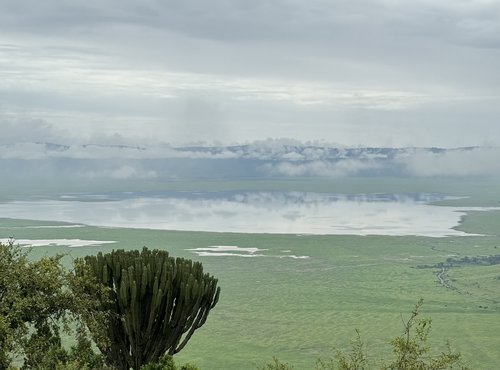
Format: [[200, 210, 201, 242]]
[[259, 357, 294, 370], [140, 355, 200, 370], [261, 299, 468, 370], [382, 299, 467, 370], [0, 240, 73, 368], [316, 329, 367, 370], [0, 240, 112, 370]]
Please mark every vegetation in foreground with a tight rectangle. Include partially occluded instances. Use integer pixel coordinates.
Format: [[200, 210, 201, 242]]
[[0, 240, 469, 370], [74, 248, 220, 370], [0, 241, 217, 370], [259, 300, 468, 370]]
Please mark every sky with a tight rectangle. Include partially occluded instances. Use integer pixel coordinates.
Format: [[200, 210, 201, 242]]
[[1, 0, 500, 147]]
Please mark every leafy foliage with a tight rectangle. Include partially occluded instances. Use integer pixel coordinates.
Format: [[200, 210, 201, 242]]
[[1, 241, 215, 370], [0, 240, 73, 368], [0, 240, 111, 369], [315, 329, 367, 370], [139, 355, 200, 370], [258, 356, 294, 370], [382, 299, 467, 370]]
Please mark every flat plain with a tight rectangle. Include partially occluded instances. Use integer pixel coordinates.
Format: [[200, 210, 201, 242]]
[[1, 177, 499, 369]]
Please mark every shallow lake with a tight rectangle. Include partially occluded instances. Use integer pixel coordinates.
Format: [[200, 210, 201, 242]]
[[1, 189, 500, 369], [0, 191, 495, 237]]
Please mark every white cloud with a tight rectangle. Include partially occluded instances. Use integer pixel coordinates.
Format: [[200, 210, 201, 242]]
[[81, 165, 158, 179], [262, 159, 382, 177], [2, 137, 500, 178], [399, 147, 500, 177]]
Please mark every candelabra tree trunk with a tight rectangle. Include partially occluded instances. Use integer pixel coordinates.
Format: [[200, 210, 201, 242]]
[[74, 247, 220, 370]]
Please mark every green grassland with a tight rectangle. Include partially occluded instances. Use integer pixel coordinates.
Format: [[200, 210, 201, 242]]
[[1, 177, 499, 369], [1, 213, 499, 369]]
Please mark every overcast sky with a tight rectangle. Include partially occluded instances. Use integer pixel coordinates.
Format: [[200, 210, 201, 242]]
[[1, 0, 500, 147]]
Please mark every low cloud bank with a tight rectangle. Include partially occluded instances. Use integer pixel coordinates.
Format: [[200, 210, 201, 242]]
[[262, 147, 500, 178], [1, 137, 499, 179], [81, 165, 158, 180], [262, 159, 383, 177], [399, 147, 500, 177]]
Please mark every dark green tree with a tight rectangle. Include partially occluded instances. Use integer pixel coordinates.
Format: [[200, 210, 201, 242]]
[[0, 240, 73, 369], [0, 239, 110, 370], [74, 248, 220, 370]]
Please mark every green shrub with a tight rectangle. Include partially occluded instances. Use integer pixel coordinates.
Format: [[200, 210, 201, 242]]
[[140, 355, 200, 370], [262, 300, 468, 370], [316, 329, 367, 370], [381, 299, 468, 370], [258, 356, 294, 370]]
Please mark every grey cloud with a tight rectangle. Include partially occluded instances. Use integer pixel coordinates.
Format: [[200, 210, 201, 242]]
[[0, 116, 64, 145], [4, 1, 500, 63], [1, 0, 499, 149], [170, 95, 231, 143], [4, 0, 498, 47]]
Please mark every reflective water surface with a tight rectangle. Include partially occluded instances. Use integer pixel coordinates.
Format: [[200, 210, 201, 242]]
[[0, 191, 496, 237]]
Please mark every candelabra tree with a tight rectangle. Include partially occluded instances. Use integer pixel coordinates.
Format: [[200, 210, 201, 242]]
[[74, 247, 220, 370]]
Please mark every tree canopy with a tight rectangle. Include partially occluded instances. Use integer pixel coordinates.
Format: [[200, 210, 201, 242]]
[[0, 239, 74, 368]]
